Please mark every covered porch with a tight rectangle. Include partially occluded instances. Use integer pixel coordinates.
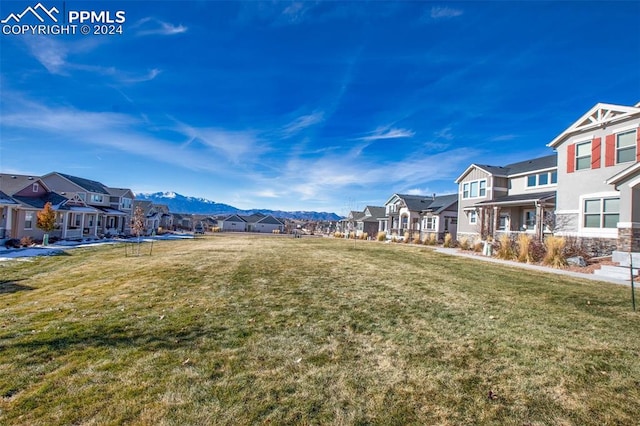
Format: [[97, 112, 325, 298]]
[[472, 191, 556, 241]]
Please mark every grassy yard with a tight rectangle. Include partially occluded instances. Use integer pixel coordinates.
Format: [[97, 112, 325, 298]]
[[1, 235, 638, 425]]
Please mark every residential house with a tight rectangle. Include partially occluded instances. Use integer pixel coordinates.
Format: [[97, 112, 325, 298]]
[[338, 211, 365, 235], [105, 188, 135, 236], [41, 172, 125, 239], [380, 193, 458, 241], [455, 155, 557, 241], [132, 200, 173, 234], [548, 102, 640, 254], [0, 174, 92, 241], [218, 213, 285, 233]]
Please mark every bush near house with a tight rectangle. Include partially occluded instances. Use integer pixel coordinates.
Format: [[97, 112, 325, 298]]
[[376, 231, 386, 241]]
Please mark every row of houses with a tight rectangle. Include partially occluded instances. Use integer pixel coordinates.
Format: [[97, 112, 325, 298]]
[[343, 102, 640, 258], [0, 171, 289, 244]]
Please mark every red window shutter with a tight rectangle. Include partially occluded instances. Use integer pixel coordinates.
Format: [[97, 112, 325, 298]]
[[636, 129, 640, 162], [605, 134, 615, 167], [591, 137, 601, 169], [567, 143, 575, 173]]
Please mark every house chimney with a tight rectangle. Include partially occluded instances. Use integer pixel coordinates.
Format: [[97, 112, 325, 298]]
[[432, 193, 436, 200]]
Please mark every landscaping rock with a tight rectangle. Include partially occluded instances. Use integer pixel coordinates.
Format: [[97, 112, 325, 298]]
[[567, 256, 587, 267]]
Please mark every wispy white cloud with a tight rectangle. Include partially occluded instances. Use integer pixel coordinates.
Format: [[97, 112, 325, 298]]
[[405, 188, 432, 196], [24, 37, 69, 75], [355, 126, 415, 142], [430, 6, 464, 19], [134, 17, 188, 36], [490, 134, 518, 142], [281, 111, 325, 137]]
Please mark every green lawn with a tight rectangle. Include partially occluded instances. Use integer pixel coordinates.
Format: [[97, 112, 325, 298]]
[[1, 235, 638, 425]]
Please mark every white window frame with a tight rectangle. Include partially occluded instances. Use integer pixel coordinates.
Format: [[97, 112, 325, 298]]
[[24, 211, 34, 229], [616, 129, 636, 164], [424, 216, 437, 231], [526, 170, 558, 188], [575, 140, 591, 171], [462, 179, 487, 199], [32, 183, 39, 192], [91, 194, 104, 203], [498, 214, 510, 231], [583, 197, 619, 229], [121, 197, 132, 209], [469, 210, 477, 225], [523, 209, 536, 230]]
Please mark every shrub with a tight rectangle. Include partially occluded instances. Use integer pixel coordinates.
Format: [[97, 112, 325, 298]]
[[495, 234, 515, 260], [5, 238, 20, 249], [424, 233, 438, 246], [443, 233, 454, 248], [529, 238, 546, 263], [516, 233, 533, 263], [20, 236, 34, 247], [459, 236, 470, 250], [360, 232, 369, 240], [413, 235, 422, 244], [376, 231, 386, 242], [334, 232, 343, 238], [403, 232, 410, 243], [349, 232, 356, 239], [563, 236, 591, 259], [473, 240, 483, 252], [543, 236, 568, 268]]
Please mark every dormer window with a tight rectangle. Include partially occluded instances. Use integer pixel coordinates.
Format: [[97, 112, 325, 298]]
[[32, 183, 39, 192]]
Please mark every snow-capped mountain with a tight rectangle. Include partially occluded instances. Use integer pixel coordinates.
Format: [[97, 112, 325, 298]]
[[135, 192, 342, 221]]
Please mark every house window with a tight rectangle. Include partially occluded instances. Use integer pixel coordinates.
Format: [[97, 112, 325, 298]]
[[462, 179, 487, 199], [91, 194, 104, 203], [498, 214, 509, 231], [524, 210, 536, 229], [551, 171, 557, 184], [527, 175, 536, 187], [575, 141, 591, 170], [121, 198, 132, 209], [616, 130, 636, 164], [469, 211, 477, 225], [527, 172, 556, 187], [584, 197, 619, 229], [32, 183, 39, 192], [88, 215, 94, 227], [77, 193, 86, 201], [425, 216, 436, 230], [25, 212, 33, 229]]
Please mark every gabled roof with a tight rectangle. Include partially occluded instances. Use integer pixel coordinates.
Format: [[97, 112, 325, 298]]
[[548, 102, 640, 148], [51, 172, 110, 194], [455, 154, 557, 183], [241, 213, 266, 223], [0, 190, 19, 205], [505, 154, 557, 176], [421, 194, 458, 214], [107, 187, 134, 198], [223, 214, 246, 222], [256, 215, 284, 225], [0, 173, 50, 195], [364, 206, 385, 219], [12, 192, 69, 210]]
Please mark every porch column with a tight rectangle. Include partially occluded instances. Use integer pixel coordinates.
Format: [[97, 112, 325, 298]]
[[535, 203, 544, 241], [478, 207, 486, 238], [93, 214, 99, 237], [62, 212, 68, 239], [81, 213, 86, 237], [4, 206, 13, 238], [492, 206, 500, 238]]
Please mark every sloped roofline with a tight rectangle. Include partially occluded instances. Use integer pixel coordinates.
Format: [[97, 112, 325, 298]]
[[547, 102, 640, 148], [454, 164, 507, 184]]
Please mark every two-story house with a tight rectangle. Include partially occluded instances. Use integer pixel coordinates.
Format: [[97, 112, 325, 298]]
[[455, 154, 557, 241], [106, 188, 135, 236], [41, 172, 120, 239], [548, 102, 640, 254]]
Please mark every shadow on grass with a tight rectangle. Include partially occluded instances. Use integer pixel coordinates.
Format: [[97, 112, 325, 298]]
[[0, 279, 34, 294]]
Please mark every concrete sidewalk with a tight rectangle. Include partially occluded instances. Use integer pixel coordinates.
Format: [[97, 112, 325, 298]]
[[432, 247, 635, 287]]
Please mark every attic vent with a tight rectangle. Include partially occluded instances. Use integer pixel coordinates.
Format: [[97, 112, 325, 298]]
[[11, 176, 16, 179], [28, 176, 34, 180]]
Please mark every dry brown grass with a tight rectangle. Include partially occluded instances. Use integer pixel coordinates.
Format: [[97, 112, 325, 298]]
[[0, 235, 638, 425]]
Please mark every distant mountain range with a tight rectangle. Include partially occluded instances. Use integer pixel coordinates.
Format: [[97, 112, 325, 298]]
[[135, 192, 342, 221]]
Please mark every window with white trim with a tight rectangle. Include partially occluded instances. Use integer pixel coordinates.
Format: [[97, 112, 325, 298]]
[[25, 212, 33, 229], [424, 216, 436, 230], [498, 214, 509, 231], [469, 210, 477, 225], [32, 183, 39, 192], [523, 210, 536, 229], [121, 198, 132, 209], [462, 179, 487, 199], [575, 141, 591, 170], [526, 171, 557, 188], [584, 197, 619, 229], [91, 194, 104, 203], [616, 130, 636, 164]]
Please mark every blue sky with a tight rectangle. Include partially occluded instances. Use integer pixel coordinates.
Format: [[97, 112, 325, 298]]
[[1, 1, 639, 215]]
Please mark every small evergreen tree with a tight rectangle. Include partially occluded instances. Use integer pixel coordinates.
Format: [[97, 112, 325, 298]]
[[36, 202, 56, 245]]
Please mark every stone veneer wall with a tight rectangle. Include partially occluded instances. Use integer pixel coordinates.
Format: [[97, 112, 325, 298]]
[[618, 227, 640, 252]]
